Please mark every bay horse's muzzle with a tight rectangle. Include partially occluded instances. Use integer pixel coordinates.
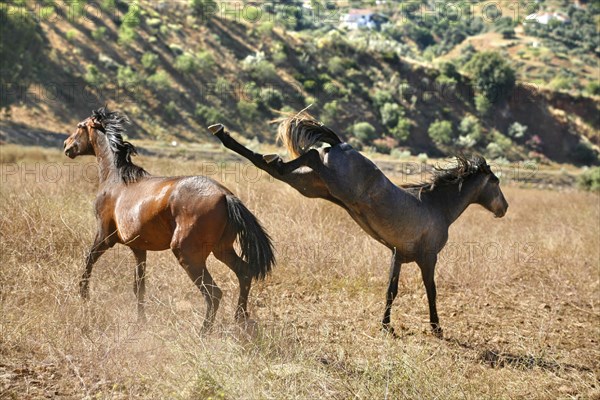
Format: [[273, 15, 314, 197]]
[[64, 139, 76, 159]]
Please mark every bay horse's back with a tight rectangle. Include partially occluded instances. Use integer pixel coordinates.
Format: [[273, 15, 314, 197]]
[[169, 176, 274, 280]]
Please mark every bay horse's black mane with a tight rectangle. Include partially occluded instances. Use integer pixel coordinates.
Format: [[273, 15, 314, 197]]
[[402, 155, 489, 194], [92, 107, 149, 183]]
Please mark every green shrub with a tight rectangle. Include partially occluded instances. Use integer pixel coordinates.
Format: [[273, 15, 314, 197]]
[[118, 25, 136, 46], [428, 120, 454, 145], [352, 122, 377, 143], [100, 0, 116, 11], [321, 101, 339, 126], [66, 29, 77, 42], [117, 66, 141, 86], [327, 56, 346, 76], [242, 53, 277, 82], [237, 100, 259, 120], [194, 104, 220, 123], [371, 89, 394, 108], [380, 102, 402, 129], [507, 122, 527, 139], [147, 70, 171, 90], [475, 94, 491, 116], [585, 81, 600, 96], [196, 50, 215, 72], [465, 51, 516, 102], [486, 130, 512, 158], [175, 53, 197, 75], [84, 65, 104, 86], [256, 21, 274, 37], [391, 118, 411, 143], [122, 4, 142, 28], [190, 0, 218, 22], [457, 115, 483, 148], [578, 167, 600, 191], [141, 52, 159, 72], [260, 87, 284, 109], [91, 26, 107, 40], [164, 101, 178, 122]]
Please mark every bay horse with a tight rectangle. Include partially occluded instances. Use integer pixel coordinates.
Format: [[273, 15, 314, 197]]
[[63, 107, 274, 330], [208, 113, 508, 337]]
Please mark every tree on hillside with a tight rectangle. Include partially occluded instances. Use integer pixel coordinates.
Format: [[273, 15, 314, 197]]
[[465, 51, 516, 104], [0, 6, 45, 110], [190, 0, 217, 21]]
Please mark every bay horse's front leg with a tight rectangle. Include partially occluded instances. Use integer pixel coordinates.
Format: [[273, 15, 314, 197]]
[[80, 234, 111, 300], [131, 249, 147, 323]]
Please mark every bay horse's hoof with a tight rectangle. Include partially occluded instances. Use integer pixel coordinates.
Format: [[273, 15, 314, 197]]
[[208, 124, 225, 136], [263, 154, 280, 163]]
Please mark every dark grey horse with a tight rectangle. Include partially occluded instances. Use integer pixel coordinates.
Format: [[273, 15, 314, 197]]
[[209, 113, 508, 337]]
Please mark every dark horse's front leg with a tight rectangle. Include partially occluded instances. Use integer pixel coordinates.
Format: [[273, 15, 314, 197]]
[[417, 254, 443, 338], [382, 248, 402, 336]]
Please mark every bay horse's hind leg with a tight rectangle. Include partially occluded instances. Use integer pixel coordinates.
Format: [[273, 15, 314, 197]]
[[173, 248, 223, 332], [131, 249, 147, 323], [213, 248, 251, 323]]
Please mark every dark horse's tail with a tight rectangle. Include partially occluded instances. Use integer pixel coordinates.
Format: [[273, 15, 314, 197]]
[[277, 112, 343, 159], [225, 196, 275, 280]]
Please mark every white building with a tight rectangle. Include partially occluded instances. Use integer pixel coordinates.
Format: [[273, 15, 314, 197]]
[[341, 9, 378, 30], [525, 11, 570, 25]]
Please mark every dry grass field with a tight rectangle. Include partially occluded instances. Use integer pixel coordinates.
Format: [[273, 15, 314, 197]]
[[1, 146, 598, 399]]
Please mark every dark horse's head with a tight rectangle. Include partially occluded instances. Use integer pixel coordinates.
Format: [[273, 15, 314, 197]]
[[434, 155, 509, 218]]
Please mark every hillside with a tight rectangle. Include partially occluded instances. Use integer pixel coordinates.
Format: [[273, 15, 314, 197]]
[[1, 0, 599, 165]]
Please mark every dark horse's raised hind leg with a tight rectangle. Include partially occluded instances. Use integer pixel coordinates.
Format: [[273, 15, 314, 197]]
[[131, 249, 147, 323], [382, 248, 402, 336], [417, 254, 443, 338], [208, 124, 345, 207], [264, 149, 323, 176]]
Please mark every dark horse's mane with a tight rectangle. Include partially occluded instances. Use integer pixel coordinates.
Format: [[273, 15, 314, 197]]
[[402, 155, 488, 194], [92, 107, 149, 184]]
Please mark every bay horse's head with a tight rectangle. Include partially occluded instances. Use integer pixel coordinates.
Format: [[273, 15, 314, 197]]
[[471, 156, 509, 218], [63, 111, 105, 158]]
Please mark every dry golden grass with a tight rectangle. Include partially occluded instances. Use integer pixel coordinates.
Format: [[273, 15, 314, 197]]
[[1, 147, 598, 399]]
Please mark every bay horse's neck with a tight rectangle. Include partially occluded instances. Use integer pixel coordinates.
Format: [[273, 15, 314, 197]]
[[91, 134, 121, 185], [427, 177, 482, 225]]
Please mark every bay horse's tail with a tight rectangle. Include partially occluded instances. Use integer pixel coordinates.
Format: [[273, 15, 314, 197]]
[[277, 112, 342, 159], [225, 196, 275, 280]]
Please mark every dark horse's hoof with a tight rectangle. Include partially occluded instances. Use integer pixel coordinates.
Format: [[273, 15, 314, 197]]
[[263, 154, 280, 164], [79, 280, 89, 300], [431, 325, 444, 339], [208, 124, 226, 136], [381, 324, 399, 339]]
